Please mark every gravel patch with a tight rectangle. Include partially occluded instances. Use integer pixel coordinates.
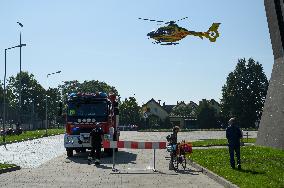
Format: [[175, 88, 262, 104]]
[[0, 135, 65, 168]]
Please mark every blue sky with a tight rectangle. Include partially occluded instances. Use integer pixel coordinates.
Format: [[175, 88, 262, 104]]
[[0, 1, 273, 106]]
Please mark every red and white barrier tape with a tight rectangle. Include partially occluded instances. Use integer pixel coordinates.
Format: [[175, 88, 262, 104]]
[[103, 141, 166, 149]]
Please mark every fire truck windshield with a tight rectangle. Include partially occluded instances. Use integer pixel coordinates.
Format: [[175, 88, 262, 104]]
[[67, 101, 108, 118]]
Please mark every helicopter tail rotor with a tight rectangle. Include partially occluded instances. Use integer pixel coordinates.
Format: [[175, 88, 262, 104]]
[[205, 23, 221, 42]]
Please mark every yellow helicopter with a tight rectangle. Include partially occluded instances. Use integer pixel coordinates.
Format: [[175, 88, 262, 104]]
[[139, 17, 221, 45]]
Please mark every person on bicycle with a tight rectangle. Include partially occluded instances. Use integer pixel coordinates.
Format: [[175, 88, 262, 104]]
[[166, 126, 180, 170], [167, 126, 180, 143]]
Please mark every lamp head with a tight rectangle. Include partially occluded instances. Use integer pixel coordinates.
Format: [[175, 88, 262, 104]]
[[17, 22, 23, 27]]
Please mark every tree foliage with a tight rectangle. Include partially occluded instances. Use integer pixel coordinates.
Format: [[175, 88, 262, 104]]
[[7, 72, 46, 122], [1, 73, 119, 125], [119, 97, 141, 126], [196, 100, 218, 128], [46, 88, 61, 122], [220, 58, 268, 128], [59, 80, 118, 103]]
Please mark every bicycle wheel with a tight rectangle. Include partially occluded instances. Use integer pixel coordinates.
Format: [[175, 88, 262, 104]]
[[169, 152, 177, 170], [181, 155, 187, 170]]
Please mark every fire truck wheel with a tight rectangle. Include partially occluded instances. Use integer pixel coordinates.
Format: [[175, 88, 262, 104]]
[[104, 148, 113, 157], [67, 149, 73, 157], [80, 148, 86, 153]]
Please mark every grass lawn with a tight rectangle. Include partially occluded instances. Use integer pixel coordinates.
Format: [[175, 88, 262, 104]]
[[191, 146, 284, 188], [191, 138, 256, 147], [0, 163, 16, 169], [0, 128, 65, 145]]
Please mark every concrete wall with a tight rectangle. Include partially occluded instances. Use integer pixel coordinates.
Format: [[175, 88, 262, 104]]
[[256, 0, 284, 150]]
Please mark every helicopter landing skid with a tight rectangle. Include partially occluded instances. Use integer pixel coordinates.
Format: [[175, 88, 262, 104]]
[[160, 42, 179, 45]]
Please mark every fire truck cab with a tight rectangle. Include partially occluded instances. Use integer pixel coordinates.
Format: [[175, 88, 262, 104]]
[[64, 92, 119, 157]]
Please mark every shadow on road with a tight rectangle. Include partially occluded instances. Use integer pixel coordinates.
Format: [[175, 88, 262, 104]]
[[111, 171, 178, 175], [174, 168, 201, 175], [67, 150, 137, 165]]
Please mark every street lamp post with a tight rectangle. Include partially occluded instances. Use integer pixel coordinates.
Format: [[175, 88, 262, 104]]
[[2, 44, 26, 143], [17, 21, 24, 127], [45, 71, 61, 136]]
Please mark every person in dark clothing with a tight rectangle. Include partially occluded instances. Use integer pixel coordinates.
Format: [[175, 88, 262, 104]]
[[166, 126, 180, 170], [89, 124, 104, 164], [166, 126, 180, 145], [226, 117, 243, 169]]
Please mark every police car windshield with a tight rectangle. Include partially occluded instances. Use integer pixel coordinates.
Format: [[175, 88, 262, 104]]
[[68, 101, 108, 117]]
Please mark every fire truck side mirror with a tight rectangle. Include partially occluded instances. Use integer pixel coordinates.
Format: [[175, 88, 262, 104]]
[[114, 108, 119, 115]]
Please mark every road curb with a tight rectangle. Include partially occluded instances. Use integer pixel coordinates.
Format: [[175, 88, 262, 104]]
[[191, 161, 239, 188], [0, 165, 21, 174]]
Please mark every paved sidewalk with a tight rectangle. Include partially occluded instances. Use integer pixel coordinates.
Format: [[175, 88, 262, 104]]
[[0, 132, 228, 187]]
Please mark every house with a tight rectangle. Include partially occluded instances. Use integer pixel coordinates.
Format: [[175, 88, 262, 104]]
[[142, 98, 169, 121], [142, 99, 170, 128], [199, 99, 221, 114], [142, 98, 219, 129], [142, 99, 198, 129], [168, 101, 198, 129]]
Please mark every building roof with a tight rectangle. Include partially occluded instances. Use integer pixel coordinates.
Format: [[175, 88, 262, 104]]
[[163, 105, 175, 114], [143, 98, 169, 115]]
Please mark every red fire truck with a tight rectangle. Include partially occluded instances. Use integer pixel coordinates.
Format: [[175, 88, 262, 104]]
[[64, 92, 119, 157]]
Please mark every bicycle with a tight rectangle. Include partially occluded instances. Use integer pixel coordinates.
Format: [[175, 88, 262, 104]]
[[167, 140, 192, 171]]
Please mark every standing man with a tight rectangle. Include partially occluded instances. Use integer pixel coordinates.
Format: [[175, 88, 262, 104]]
[[89, 123, 104, 165], [226, 117, 243, 169]]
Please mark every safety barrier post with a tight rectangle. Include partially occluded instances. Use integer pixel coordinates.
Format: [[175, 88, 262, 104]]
[[103, 140, 166, 172], [153, 149, 156, 172]]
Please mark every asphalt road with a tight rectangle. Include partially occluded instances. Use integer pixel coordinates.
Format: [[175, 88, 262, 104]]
[[0, 131, 257, 187]]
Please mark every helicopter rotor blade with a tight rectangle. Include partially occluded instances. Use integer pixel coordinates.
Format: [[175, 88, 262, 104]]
[[176, 17, 188, 22], [164, 17, 189, 24], [138, 18, 165, 23]]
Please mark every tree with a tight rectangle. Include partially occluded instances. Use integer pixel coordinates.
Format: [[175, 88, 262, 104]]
[[119, 97, 141, 126], [220, 58, 268, 128], [0, 80, 4, 121], [59, 80, 119, 103], [7, 72, 46, 122], [196, 100, 218, 129], [46, 88, 61, 125]]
